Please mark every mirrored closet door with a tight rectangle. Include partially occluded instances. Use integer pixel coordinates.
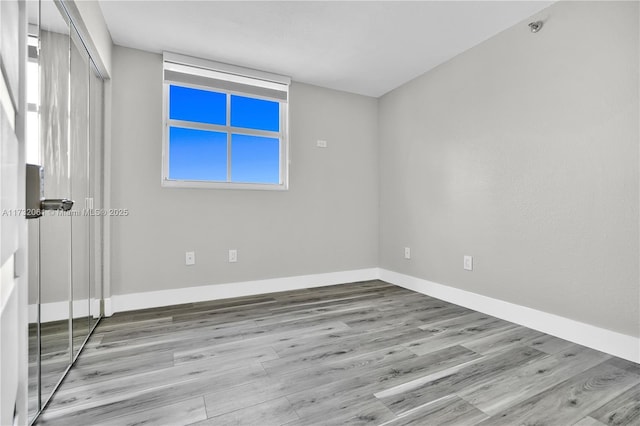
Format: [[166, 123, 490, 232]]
[[27, 0, 105, 423]]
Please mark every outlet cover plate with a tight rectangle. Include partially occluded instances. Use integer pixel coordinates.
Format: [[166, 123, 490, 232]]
[[404, 247, 411, 260], [464, 255, 473, 271]]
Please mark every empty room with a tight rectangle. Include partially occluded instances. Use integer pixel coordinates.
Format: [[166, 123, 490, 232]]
[[0, 0, 638, 425]]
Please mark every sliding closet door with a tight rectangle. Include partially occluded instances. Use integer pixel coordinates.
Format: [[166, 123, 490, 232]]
[[27, 2, 105, 422], [27, 31, 41, 421], [37, 0, 72, 407], [69, 22, 91, 357]]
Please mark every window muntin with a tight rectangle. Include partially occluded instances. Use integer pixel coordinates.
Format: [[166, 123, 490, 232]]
[[162, 53, 290, 190]]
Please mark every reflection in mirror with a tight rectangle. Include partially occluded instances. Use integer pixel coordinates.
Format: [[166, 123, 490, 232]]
[[35, 0, 72, 417], [27, 1, 105, 423], [27, 9, 41, 419], [70, 22, 91, 358], [27, 219, 39, 419]]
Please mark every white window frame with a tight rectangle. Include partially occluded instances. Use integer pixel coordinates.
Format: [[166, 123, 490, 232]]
[[162, 52, 290, 190]]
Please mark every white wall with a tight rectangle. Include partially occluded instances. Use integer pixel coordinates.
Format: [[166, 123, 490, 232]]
[[379, 1, 639, 338], [109, 46, 379, 297]]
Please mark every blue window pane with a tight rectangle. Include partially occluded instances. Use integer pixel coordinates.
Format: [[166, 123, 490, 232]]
[[169, 127, 227, 181], [231, 134, 279, 184], [170, 85, 226, 125], [231, 95, 279, 132]]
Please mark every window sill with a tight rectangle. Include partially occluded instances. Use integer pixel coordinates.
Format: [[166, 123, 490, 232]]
[[161, 179, 288, 191]]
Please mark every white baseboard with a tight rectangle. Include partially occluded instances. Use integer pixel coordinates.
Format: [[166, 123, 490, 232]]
[[29, 299, 100, 323], [379, 269, 640, 364], [108, 268, 380, 315], [102, 266, 639, 363], [104, 297, 113, 317]]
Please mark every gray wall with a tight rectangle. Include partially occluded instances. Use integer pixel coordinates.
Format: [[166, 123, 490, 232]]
[[110, 46, 379, 296], [379, 1, 639, 337]]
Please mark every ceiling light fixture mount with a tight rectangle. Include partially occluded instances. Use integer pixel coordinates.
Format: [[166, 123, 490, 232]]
[[528, 21, 544, 33]]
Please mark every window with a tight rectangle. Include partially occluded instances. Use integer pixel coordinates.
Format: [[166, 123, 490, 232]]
[[26, 35, 40, 165], [162, 53, 290, 189]]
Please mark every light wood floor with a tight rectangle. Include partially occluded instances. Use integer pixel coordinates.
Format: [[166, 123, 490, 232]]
[[37, 280, 640, 425], [29, 317, 97, 418]]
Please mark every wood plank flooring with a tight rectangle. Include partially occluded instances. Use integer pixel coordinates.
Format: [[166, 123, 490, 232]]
[[36, 280, 640, 425]]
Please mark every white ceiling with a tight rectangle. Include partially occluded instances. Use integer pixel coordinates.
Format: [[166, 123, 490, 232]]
[[99, 1, 553, 97]]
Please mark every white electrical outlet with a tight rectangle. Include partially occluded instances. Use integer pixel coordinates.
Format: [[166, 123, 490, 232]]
[[404, 247, 411, 260], [464, 255, 473, 271], [229, 249, 238, 263], [317, 139, 328, 148], [185, 251, 195, 266]]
